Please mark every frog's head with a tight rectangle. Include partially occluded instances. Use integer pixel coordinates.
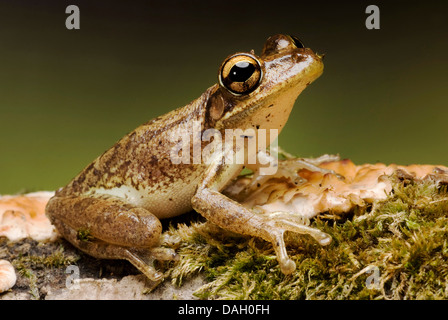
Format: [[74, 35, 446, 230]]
[[206, 34, 323, 142]]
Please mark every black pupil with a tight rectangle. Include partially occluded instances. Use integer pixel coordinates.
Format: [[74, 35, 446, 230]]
[[229, 61, 255, 82]]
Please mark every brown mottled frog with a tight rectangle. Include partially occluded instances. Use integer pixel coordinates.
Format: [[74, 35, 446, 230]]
[[46, 34, 330, 280]]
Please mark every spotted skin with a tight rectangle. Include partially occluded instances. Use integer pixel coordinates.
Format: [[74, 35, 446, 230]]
[[46, 34, 326, 280]]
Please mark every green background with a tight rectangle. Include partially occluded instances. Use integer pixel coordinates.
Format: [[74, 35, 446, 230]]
[[0, 0, 446, 194]]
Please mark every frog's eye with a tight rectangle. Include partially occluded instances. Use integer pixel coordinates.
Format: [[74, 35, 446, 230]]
[[219, 54, 262, 95], [289, 35, 305, 49]]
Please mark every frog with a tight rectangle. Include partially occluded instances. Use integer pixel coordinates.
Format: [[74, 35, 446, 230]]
[[46, 34, 332, 281]]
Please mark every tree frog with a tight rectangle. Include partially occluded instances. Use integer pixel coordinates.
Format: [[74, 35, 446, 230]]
[[46, 34, 331, 281]]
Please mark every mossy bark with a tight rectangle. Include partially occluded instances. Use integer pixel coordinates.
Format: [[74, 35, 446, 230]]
[[1, 174, 447, 299]]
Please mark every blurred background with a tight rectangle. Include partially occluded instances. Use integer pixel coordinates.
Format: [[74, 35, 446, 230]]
[[0, 0, 446, 194]]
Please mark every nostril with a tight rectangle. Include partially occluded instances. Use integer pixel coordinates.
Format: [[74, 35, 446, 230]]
[[289, 35, 305, 49]]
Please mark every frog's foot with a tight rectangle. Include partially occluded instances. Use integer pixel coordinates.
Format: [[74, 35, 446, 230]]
[[125, 247, 179, 281], [263, 212, 331, 274]]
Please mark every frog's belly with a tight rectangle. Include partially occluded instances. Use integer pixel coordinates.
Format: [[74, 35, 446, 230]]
[[92, 181, 198, 219]]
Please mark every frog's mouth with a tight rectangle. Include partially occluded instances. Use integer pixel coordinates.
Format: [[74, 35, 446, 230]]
[[260, 50, 324, 94]]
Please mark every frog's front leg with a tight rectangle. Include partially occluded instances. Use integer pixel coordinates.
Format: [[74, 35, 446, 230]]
[[46, 194, 177, 281], [191, 154, 331, 275]]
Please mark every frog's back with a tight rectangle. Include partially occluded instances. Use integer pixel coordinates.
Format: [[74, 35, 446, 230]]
[[57, 86, 217, 218]]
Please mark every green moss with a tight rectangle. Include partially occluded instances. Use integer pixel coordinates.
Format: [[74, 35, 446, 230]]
[[77, 228, 94, 242], [13, 261, 39, 299], [11, 245, 79, 299], [164, 174, 448, 299], [13, 246, 79, 269]]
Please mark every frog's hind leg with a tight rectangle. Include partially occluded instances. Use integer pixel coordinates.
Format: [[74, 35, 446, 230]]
[[46, 195, 177, 281]]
